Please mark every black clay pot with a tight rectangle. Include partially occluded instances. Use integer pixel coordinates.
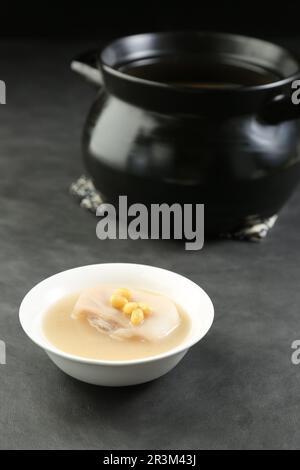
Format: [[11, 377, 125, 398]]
[[72, 32, 300, 235]]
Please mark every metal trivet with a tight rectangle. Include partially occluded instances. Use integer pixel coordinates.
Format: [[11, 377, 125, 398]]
[[70, 175, 277, 242]]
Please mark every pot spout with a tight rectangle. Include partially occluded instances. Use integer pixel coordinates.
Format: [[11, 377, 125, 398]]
[[71, 50, 103, 86]]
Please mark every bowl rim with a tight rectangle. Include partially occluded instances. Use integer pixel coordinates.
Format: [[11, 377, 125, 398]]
[[19, 263, 214, 367]]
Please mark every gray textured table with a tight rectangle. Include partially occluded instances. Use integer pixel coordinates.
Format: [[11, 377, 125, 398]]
[[1, 39, 300, 450]]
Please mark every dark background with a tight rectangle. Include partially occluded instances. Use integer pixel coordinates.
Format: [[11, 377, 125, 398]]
[[1, 0, 300, 452], [1, 1, 300, 451], [1, 3, 300, 39]]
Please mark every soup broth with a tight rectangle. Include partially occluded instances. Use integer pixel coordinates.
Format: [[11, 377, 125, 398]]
[[43, 291, 191, 361], [120, 58, 280, 88]]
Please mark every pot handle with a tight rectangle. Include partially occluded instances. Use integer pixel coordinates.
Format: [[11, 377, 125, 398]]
[[71, 49, 103, 87], [261, 79, 300, 124]]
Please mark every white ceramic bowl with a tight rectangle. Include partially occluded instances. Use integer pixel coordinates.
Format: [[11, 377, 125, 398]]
[[19, 263, 214, 386]]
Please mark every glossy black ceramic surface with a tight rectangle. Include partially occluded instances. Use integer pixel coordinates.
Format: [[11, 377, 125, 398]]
[[72, 32, 300, 235]]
